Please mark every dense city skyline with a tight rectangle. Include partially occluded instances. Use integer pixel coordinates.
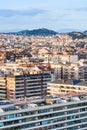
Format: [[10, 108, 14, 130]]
[[0, 1, 87, 129], [0, 0, 87, 32]]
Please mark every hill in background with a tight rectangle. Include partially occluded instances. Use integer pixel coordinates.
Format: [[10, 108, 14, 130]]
[[8, 28, 57, 36]]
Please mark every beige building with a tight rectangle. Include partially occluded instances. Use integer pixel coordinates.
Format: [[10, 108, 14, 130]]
[[51, 59, 87, 81], [48, 79, 87, 97], [0, 76, 7, 100], [0, 62, 52, 100], [51, 64, 62, 79]]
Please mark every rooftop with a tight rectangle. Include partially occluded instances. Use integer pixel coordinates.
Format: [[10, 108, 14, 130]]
[[0, 93, 87, 113], [0, 62, 51, 77], [50, 79, 82, 85]]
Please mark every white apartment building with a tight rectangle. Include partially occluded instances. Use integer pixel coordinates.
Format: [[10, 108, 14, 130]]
[[52, 53, 78, 64], [0, 94, 87, 130], [51, 59, 87, 80]]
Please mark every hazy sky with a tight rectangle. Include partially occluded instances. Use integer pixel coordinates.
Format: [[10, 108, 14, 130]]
[[0, 0, 87, 32]]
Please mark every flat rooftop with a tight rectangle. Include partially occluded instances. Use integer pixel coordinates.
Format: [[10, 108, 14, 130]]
[[49, 79, 87, 86], [0, 92, 87, 113]]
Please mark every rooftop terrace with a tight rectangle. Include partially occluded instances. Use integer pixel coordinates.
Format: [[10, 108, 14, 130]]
[[0, 92, 87, 113]]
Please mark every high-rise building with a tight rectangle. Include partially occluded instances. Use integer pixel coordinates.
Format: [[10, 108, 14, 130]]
[[0, 93, 87, 130], [0, 62, 52, 100], [6, 72, 51, 99]]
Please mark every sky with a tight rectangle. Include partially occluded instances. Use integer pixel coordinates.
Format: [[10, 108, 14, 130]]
[[0, 0, 87, 32]]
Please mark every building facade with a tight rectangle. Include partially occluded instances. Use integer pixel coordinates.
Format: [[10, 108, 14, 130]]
[[51, 59, 87, 80], [47, 79, 87, 97], [0, 94, 87, 129], [7, 72, 51, 99], [0, 72, 51, 100]]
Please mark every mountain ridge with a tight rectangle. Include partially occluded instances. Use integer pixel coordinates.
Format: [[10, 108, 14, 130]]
[[6, 28, 58, 36], [1, 28, 87, 39]]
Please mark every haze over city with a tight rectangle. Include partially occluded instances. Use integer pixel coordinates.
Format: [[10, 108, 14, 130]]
[[0, 0, 87, 32]]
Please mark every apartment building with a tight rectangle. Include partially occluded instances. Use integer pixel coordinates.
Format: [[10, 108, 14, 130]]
[[0, 76, 7, 100], [47, 79, 87, 97], [51, 63, 78, 80], [6, 72, 51, 99], [42, 52, 78, 64], [51, 53, 78, 64], [51, 59, 87, 80], [0, 62, 52, 100], [51, 64, 62, 79], [0, 93, 87, 130], [62, 64, 79, 79]]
